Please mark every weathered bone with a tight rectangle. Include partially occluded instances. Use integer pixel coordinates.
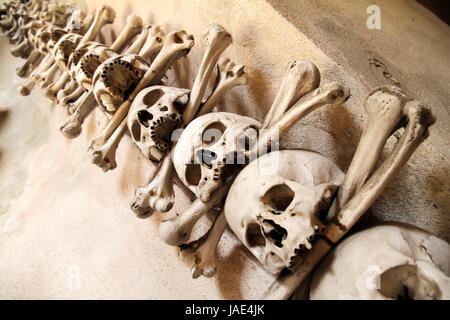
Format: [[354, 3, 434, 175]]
[[183, 24, 231, 125], [179, 210, 227, 278], [257, 82, 350, 154], [261, 96, 435, 300], [131, 155, 175, 218], [159, 184, 230, 246], [196, 57, 248, 117], [87, 29, 194, 172], [10, 38, 31, 58], [16, 51, 42, 78], [57, 14, 143, 106], [130, 24, 232, 216], [262, 60, 321, 129], [329, 86, 409, 217], [46, 5, 116, 99], [92, 25, 166, 114], [59, 26, 151, 138]]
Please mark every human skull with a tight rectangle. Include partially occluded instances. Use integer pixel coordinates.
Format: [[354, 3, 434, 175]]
[[224, 150, 345, 275], [70, 42, 117, 91], [92, 54, 149, 114], [34, 25, 52, 54], [172, 112, 261, 202], [309, 224, 450, 300], [128, 85, 190, 162], [52, 33, 82, 72]]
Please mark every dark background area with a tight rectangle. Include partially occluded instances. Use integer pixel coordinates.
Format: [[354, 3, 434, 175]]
[[418, 0, 450, 25]]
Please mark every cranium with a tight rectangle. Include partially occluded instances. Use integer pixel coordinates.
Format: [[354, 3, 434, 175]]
[[172, 112, 261, 203], [224, 150, 344, 275], [52, 33, 82, 72], [91, 25, 166, 114], [310, 224, 450, 300], [71, 42, 116, 91], [91, 54, 148, 113], [128, 85, 190, 161]]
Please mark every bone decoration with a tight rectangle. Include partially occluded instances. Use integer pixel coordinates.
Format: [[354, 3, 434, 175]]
[[1, 0, 440, 301]]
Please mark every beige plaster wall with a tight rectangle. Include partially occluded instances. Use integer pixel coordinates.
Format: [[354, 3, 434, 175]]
[[0, 0, 448, 299]]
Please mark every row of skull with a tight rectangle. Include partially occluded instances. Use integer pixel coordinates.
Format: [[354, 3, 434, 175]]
[[3, 0, 447, 300]]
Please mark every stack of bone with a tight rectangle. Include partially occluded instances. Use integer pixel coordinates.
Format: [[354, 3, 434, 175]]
[[1, 0, 441, 300]]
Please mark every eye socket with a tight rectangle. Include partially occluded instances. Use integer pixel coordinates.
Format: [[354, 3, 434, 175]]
[[202, 121, 226, 146], [185, 163, 201, 186], [137, 110, 153, 128], [130, 120, 141, 142], [261, 184, 294, 212], [143, 89, 164, 106], [378, 264, 429, 300]]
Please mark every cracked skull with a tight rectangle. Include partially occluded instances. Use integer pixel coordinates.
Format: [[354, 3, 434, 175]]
[[224, 150, 345, 275], [172, 112, 261, 202], [128, 85, 190, 162]]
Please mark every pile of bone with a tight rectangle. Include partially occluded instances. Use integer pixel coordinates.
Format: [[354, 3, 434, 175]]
[[2, 0, 449, 300]]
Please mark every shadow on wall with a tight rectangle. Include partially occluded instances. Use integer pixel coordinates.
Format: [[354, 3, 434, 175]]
[[418, 0, 450, 25]]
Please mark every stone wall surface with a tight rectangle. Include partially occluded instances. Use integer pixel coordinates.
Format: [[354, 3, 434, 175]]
[[0, 0, 448, 299]]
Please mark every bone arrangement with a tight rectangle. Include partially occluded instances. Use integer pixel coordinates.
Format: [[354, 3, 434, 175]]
[[1, 0, 441, 299]]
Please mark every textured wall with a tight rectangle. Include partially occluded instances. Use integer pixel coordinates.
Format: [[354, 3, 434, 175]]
[[0, 0, 448, 299]]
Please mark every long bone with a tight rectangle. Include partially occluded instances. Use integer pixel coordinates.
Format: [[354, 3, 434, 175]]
[[196, 57, 248, 117], [262, 60, 321, 128], [159, 184, 230, 246], [130, 24, 233, 217], [19, 12, 96, 96], [59, 25, 153, 138], [182, 24, 231, 125], [16, 51, 42, 78], [179, 210, 227, 279], [87, 29, 194, 172], [160, 61, 344, 277], [329, 86, 409, 217], [131, 155, 175, 218], [10, 37, 31, 58], [14, 21, 46, 76], [56, 14, 144, 107], [45, 5, 116, 99], [261, 97, 435, 299]]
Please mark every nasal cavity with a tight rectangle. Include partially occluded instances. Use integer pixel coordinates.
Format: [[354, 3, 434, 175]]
[[137, 110, 153, 128], [196, 149, 217, 168]]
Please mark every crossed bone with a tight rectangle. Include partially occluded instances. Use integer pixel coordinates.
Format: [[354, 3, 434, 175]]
[[2, 0, 435, 299]]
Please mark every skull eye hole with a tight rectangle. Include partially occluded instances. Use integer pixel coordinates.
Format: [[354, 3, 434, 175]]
[[185, 164, 201, 186], [261, 184, 294, 212], [246, 223, 266, 247], [173, 101, 185, 114], [143, 89, 164, 106], [202, 121, 226, 146], [130, 120, 141, 142], [378, 264, 437, 300], [137, 110, 153, 128], [160, 106, 168, 112]]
